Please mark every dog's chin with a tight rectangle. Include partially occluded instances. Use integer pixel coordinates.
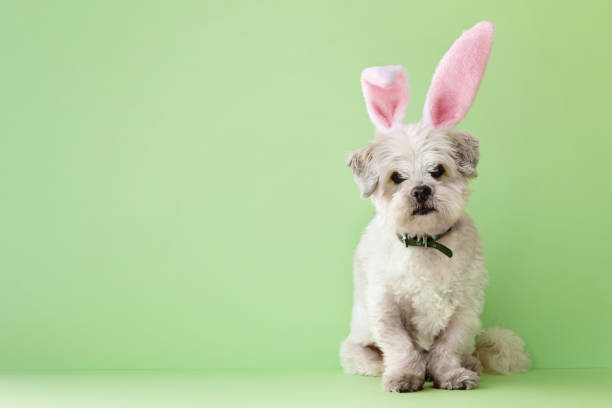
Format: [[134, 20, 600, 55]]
[[390, 205, 455, 237]]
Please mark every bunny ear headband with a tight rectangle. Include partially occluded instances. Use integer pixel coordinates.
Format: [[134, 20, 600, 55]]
[[361, 21, 495, 132]]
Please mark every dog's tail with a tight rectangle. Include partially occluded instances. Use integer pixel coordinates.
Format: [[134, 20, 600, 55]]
[[475, 327, 531, 374]]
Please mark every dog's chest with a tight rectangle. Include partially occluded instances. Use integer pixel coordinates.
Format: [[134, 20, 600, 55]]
[[405, 278, 457, 350], [391, 255, 460, 351]]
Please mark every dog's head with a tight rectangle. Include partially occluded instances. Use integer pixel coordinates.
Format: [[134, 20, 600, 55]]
[[348, 22, 493, 236]]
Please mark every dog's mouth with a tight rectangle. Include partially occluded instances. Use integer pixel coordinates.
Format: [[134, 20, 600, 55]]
[[412, 207, 436, 216]]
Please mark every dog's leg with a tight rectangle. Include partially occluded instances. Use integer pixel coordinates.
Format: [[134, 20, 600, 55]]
[[369, 292, 426, 392], [340, 340, 383, 376], [461, 354, 482, 375], [428, 309, 480, 390], [341, 292, 383, 376]]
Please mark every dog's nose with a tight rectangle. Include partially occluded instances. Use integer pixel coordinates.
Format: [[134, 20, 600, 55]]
[[411, 185, 432, 203]]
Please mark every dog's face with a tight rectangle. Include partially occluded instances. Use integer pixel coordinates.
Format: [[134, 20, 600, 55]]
[[348, 124, 479, 235], [350, 23, 493, 235]]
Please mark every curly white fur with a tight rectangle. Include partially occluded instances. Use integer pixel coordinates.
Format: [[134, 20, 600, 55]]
[[340, 124, 530, 391]]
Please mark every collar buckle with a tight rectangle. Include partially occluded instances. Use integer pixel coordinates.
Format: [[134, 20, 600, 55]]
[[396, 227, 454, 258]]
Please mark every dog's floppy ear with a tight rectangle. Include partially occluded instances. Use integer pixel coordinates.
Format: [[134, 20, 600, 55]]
[[347, 145, 379, 198], [448, 130, 480, 178], [361, 65, 409, 132], [423, 22, 494, 129]]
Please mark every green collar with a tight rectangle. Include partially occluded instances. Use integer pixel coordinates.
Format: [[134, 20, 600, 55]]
[[396, 227, 453, 258]]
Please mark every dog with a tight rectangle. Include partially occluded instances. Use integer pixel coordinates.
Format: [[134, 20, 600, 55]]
[[340, 22, 530, 392]]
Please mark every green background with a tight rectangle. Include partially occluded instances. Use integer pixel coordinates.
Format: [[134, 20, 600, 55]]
[[2, 0, 611, 371]]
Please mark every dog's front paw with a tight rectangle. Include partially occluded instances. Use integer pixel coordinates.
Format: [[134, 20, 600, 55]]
[[433, 367, 479, 390], [382, 371, 425, 393]]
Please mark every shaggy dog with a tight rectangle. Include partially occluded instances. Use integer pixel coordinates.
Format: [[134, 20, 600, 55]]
[[340, 22, 530, 392]]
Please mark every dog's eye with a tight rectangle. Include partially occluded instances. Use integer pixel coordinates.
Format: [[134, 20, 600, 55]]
[[430, 164, 445, 179], [390, 171, 406, 184]]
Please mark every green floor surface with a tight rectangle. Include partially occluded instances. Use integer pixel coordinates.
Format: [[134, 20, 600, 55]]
[[0, 368, 610, 408]]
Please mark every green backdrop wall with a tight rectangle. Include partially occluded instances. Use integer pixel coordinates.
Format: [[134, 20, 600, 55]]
[[2, 0, 611, 370]]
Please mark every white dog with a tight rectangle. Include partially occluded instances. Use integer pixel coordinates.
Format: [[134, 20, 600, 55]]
[[340, 22, 530, 392]]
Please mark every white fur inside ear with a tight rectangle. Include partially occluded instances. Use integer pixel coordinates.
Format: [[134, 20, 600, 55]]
[[362, 65, 405, 88]]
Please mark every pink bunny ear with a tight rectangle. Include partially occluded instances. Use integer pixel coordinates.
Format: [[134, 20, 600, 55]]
[[361, 65, 409, 132], [423, 22, 494, 129]]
